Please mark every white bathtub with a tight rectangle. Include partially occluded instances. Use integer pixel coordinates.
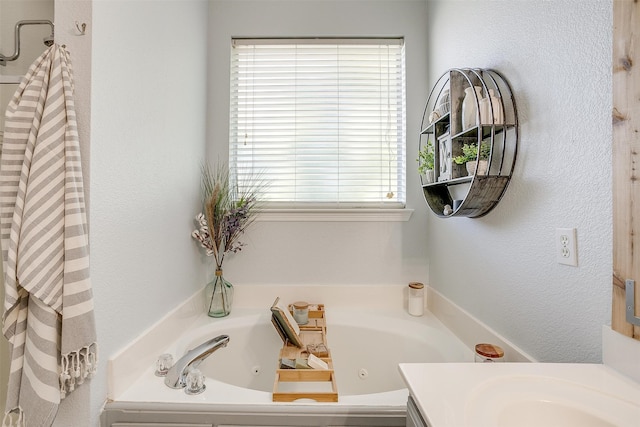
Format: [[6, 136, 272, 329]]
[[103, 307, 473, 426], [183, 309, 470, 399]]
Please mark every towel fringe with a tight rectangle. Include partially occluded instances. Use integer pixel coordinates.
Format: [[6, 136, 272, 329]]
[[59, 343, 98, 398], [2, 407, 24, 427]]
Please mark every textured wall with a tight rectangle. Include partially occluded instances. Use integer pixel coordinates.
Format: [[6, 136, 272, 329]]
[[87, 1, 209, 425], [208, 0, 431, 288], [426, 0, 612, 362]]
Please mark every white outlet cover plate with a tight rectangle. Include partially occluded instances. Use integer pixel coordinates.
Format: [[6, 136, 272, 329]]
[[556, 227, 578, 266]]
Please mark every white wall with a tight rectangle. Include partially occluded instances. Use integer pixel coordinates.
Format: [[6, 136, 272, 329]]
[[86, 1, 208, 425], [425, 0, 612, 362], [208, 0, 430, 288]]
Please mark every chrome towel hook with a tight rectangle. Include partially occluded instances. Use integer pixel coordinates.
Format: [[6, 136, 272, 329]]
[[75, 21, 86, 36]]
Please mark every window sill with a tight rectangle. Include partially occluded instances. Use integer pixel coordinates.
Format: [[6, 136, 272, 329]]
[[256, 208, 414, 222]]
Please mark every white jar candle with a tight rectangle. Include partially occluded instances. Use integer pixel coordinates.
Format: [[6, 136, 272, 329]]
[[474, 343, 504, 362], [407, 282, 424, 316], [292, 301, 309, 325]]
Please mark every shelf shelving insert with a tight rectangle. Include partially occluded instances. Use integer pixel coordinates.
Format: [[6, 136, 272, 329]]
[[418, 68, 518, 218]]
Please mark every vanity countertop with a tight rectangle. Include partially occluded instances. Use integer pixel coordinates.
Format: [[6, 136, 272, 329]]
[[399, 363, 640, 427]]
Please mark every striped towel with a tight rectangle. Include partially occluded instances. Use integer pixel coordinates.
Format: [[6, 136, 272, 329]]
[[0, 45, 97, 427]]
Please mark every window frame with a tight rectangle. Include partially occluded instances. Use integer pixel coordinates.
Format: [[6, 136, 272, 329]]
[[228, 37, 410, 221]]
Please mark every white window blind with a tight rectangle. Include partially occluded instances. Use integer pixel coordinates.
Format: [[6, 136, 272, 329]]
[[229, 38, 406, 209]]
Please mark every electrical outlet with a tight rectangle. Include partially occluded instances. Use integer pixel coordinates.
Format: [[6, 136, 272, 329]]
[[556, 228, 578, 266]]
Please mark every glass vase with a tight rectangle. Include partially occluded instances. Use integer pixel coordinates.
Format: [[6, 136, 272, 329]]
[[205, 269, 234, 317]]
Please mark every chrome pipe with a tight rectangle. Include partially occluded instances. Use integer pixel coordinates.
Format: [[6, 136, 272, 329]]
[[0, 20, 54, 66]]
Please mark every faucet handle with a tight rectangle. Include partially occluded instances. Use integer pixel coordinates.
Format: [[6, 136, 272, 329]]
[[155, 353, 174, 377], [184, 367, 206, 395]]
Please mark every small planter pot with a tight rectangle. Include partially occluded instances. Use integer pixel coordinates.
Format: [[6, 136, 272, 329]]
[[466, 160, 488, 176], [422, 170, 435, 184]]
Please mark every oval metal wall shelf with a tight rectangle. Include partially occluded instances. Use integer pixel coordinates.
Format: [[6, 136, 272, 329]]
[[419, 68, 519, 218]]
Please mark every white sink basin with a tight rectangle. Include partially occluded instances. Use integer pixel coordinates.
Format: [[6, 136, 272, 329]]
[[497, 400, 614, 427], [399, 363, 640, 427], [466, 374, 638, 427]]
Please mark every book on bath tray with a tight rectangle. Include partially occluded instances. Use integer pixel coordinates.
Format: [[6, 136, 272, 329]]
[[270, 297, 303, 348]]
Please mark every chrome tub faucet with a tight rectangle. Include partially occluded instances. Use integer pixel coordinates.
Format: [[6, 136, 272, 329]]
[[164, 334, 230, 389]]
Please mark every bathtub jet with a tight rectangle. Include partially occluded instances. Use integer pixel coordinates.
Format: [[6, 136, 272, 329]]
[[164, 334, 230, 389]]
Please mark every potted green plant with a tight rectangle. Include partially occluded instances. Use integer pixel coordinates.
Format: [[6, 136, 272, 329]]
[[417, 139, 435, 183], [452, 142, 491, 175]]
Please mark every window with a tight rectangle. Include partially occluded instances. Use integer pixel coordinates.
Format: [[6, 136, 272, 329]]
[[229, 38, 406, 209]]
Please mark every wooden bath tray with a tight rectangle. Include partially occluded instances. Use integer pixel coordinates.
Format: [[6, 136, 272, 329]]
[[271, 302, 338, 402]]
